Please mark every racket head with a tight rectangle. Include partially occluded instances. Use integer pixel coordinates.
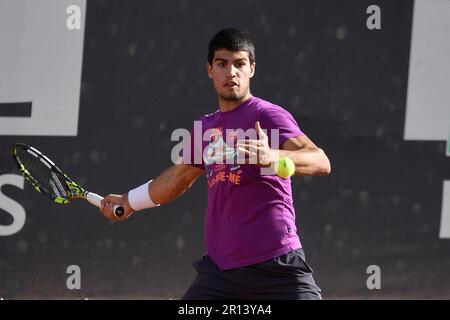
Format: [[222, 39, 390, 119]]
[[11, 143, 86, 204]]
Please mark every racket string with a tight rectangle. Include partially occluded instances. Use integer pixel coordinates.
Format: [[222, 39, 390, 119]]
[[17, 149, 70, 199]]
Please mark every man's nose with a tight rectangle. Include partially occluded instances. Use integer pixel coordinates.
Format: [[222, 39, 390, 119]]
[[227, 65, 237, 77]]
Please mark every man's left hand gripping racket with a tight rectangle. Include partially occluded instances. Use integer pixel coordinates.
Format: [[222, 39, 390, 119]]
[[11, 143, 124, 217]]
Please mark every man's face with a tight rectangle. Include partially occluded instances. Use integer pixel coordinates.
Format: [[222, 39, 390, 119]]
[[207, 49, 255, 101]]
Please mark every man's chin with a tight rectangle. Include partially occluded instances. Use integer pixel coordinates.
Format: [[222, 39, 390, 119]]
[[219, 92, 244, 101]]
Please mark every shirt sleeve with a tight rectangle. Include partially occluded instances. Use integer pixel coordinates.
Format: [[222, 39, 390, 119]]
[[259, 104, 304, 148]]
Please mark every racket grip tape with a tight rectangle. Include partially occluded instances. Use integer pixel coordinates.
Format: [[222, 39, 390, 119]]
[[86, 192, 125, 217]]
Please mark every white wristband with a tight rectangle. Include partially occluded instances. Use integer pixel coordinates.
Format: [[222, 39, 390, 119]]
[[128, 180, 159, 211]]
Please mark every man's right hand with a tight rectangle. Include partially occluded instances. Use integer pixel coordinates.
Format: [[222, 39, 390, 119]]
[[100, 193, 134, 221]]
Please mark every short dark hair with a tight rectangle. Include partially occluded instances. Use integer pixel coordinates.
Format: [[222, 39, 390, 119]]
[[208, 28, 255, 65]]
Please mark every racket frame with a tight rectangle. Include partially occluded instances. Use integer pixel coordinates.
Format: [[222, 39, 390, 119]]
[[12, 143, 94, 204]]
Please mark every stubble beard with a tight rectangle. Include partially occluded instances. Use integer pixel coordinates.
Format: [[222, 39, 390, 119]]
[[218, 86, 249, 102]]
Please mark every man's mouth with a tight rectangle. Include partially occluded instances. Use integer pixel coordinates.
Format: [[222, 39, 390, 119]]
[[224, 81, 239, 87]]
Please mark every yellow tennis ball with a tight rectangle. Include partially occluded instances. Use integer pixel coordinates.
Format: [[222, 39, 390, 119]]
[[275, 157, 295, 178]]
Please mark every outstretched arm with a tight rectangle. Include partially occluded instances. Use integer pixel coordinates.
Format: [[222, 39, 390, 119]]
[[237, 122, 331, 176], [100, 164, 204, 221], [150, 163, 204, 204], [278, 134, 331, 176]]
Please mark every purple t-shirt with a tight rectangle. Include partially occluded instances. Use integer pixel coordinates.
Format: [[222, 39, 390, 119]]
[[184, 96, 304, 270]]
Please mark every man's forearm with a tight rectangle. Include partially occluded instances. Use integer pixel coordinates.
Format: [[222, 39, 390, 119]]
[[148, 164, 204, 205], [278, 148, 331, 176]]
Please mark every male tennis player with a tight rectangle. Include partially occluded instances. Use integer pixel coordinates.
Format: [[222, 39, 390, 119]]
[[101, 28, 331, 300]]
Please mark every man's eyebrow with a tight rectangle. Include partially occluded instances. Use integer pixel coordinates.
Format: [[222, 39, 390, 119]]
[[213, 58, 248, 63]]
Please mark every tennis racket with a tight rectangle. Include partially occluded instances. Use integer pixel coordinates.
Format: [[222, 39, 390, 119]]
[[11, 143, 124, 217]]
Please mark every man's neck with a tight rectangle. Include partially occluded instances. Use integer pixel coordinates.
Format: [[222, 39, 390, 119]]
[[218, 93, 253, 113]]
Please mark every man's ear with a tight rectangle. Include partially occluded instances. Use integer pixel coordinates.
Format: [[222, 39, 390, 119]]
[[250, 63, 256, 78], [206, 62, 213, 79]]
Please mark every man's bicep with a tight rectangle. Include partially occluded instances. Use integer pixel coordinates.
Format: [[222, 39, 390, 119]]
[[281, 135, 318, 151]]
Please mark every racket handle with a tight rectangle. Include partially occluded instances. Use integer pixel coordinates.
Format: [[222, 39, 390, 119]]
[[86, 192, 125, 217]]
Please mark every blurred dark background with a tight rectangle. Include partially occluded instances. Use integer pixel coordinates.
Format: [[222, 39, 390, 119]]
[[1, 0, 450, 299]]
